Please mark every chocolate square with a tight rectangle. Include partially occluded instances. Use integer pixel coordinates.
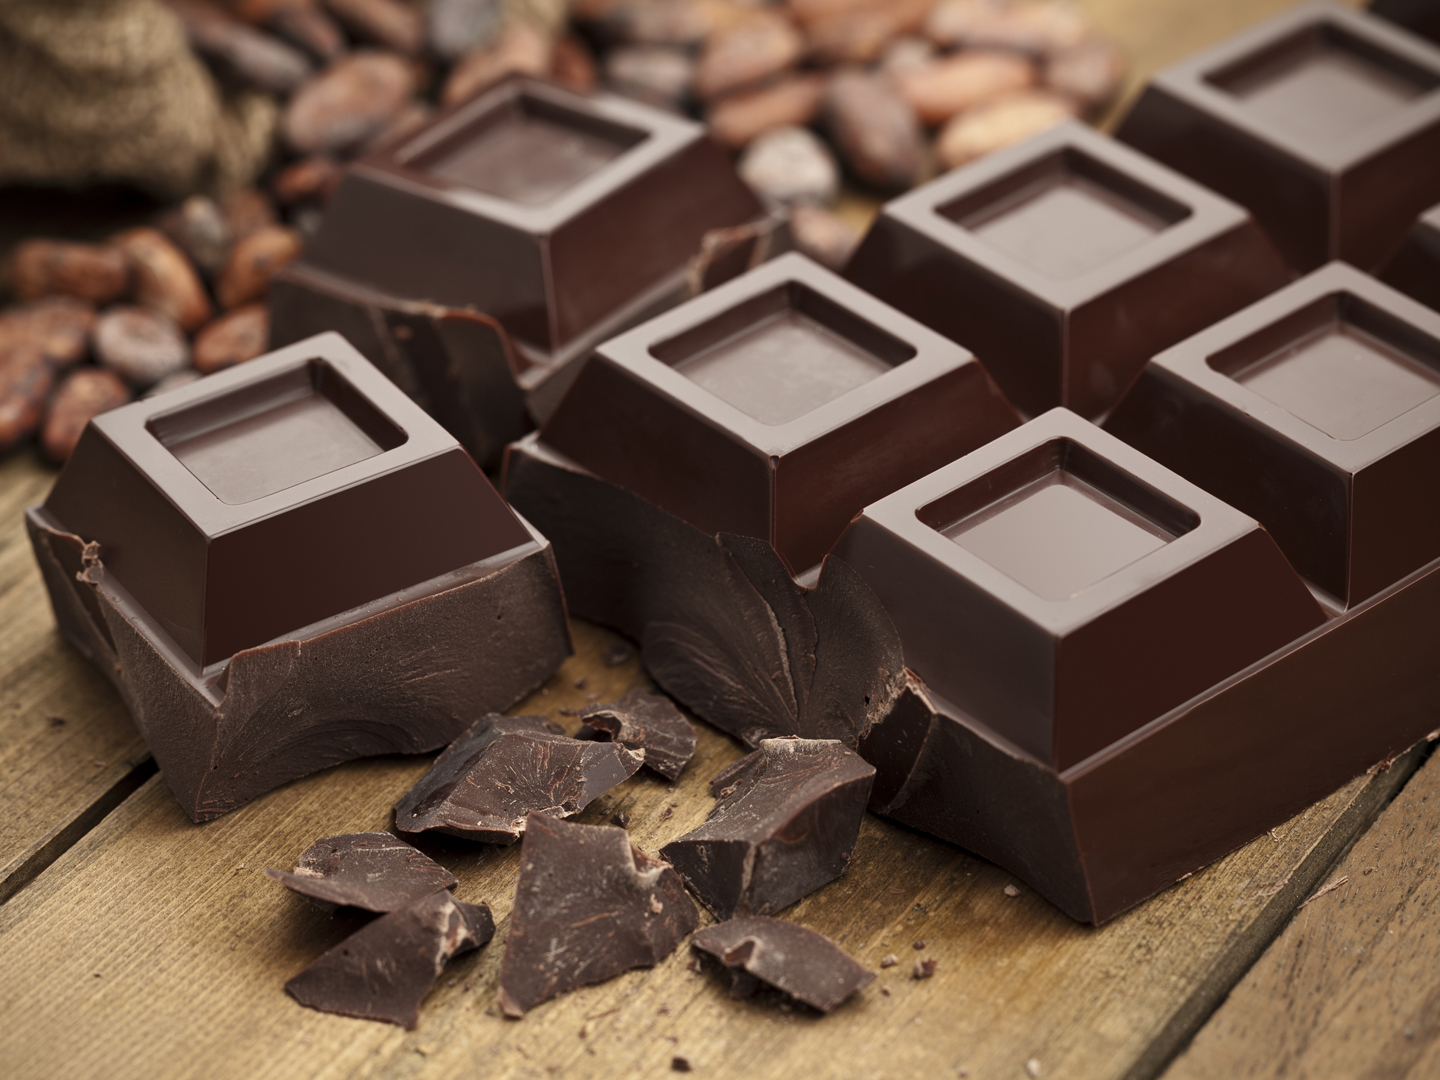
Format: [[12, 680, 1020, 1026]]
[[536, 253, 1020, 573], [846, 122, 1290, 419], [1117, 2, 1440, 272], [834, 409, 1325, 769], [1108, 263, 1440, 609]]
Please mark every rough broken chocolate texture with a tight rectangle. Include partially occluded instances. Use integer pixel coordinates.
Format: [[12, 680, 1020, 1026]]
[[503, 437, 906, 750], [264, 832, 456, 913], [285, 891, 494, 1030], [498, 813, 698, 1016], [394, 714, 643, 843], [662, 737, 874, 919], [579, 689, 697, 781], [691, 917, 874, 1014]]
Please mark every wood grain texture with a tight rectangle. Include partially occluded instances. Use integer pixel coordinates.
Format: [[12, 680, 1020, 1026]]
[[1165, 746, 1440, 1080], [0, 454, 152, 904]]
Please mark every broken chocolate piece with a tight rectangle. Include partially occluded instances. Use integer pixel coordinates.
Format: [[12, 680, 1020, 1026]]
[[690, 917, 875, 1013], [264, 832, 456, 913], [662, 737, 874, 919], [579, 689, 698, 781], [285, 891, 494, 1029], [394, 714, 643, 843], [498, 813, 697, 1016]]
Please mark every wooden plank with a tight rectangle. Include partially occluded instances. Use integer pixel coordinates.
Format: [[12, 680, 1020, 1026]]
[[1164, 746, 1440, 1079], [0, 454, 152, 905]]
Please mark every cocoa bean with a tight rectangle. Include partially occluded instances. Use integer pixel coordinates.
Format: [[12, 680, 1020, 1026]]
[[825, 69, 925, 189], [193, 304, 270, 374], [42, 369, 133, 463], [442, 22, 553, 107], [95, 307, 191, 387], [283, 51, 419, 153], [0, 298, 97, 369], [788, 203, 862, 272], [114, 228, 213, 332], [935, 89, 1076, 170], [323, 0, 424, 56], [552, 35, 599, 94], [880, 35, 937, 77], [738, 126, 840, 206], [11, 241, 129, 305], [270, 5, 348, 63], [605, 46, 695, 106], [893, 50, 1037, 125], [428, 0, 504, 63], [217, 226, 304, 309], [273, 155, 345, 205], [925, 0, 1087, 57], [604, 1, 755, 48], [1046, 37, 1125, 113], [802, 0, 933, 65], [0, 346, 56, 454], [145, 370, 204, 398], [694, 13, 804, 100], [222, 189, 279, 241], [707, 73, 826, 148], [168, 0, 313, 94], [157, 195, 231, 277]]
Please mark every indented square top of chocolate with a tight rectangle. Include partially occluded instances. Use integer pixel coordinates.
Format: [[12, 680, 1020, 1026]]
[[847, 122, 1289, 419], [298, 77, 763, 364], [44, 333, 533, 668], [1108, 263, 1440, 608], [537, 253, 1019, 573], [835, 410, 1325, 768], [1117, 2, 1440, 271]]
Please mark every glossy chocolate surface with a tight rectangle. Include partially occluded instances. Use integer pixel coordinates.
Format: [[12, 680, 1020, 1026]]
[[846, 121, 1290, 419], [1117, 1, 1440, 272], [540, 253, 1020, 573], [834, 409, 1326, 769], [43, 333, 531, 668], [578, 690, 697, 781], [1107, 263, 1440, 609], [1381, 200, 1440, 313], [295, 77, 763, 370]]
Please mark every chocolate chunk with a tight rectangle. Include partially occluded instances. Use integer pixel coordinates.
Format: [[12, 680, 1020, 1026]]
[[395, 715, 643, 843], [264, 832, 456, 912], [285, 891, 494, 1029], [662, 737, 874, 919], [498, 813, 697, 1016], [691, 917, 874, 1013], [913, 957, 936, 979], [579, 690, 697, 781]]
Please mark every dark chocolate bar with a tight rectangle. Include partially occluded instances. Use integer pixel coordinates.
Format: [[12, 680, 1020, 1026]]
[[662, 738, 874, 919], [264, 832, 456, 912], [690, 917, 875, 1014], [498, 813, 697, 1016], [27, 333, 571, 820], [1117, 2, 1440, 272], [1382, 200, 1440, 314], [578, 689, 697, 781], [846, 120, 1291, 419]]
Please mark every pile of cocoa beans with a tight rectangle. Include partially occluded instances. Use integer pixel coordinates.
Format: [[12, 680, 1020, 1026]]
[[0, 0, 1123, 466]]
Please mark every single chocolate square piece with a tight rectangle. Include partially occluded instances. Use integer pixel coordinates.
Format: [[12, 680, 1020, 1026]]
[[1382, 200, 1440, 313], [538, 253, 1020, 573], [275, 75, 766, 418], [1108, 263, 1440, 609], [27, 332, 571, 820], [834, 409, 1326, 769], [1117, 1, 1440, 273]]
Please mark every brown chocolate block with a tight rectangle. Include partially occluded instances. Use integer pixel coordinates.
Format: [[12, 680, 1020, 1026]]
[[394, 715, 642, 843], [1116, 2, 1440, 273], [541, 252, 1021, 573], [1381, 200, 1440, 313], [662, 737, 874, 919], [833, 409, 1326, 769], [264, 832, 456, 912], [578, 689, 697, 781], [846, 120, 1291, 420], [285, 892, 494, 1029], [1371, 0, 1440, 45], [1108, 263, 1440, 609], [27, 333, 571, 821], [271, 75, 768, 430], [690, 917, 875, 1013], [498, 814, 697, 1016]]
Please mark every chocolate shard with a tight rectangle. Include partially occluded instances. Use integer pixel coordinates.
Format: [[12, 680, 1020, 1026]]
[[498, 813, 698, 1017], [578, 689, 698, 781], [661, 737, 875, 919], [691, 917, 875, 1014], [264, 832, 456, 913], [285, 891, 495, 1029], [394, 714, 643, 843]]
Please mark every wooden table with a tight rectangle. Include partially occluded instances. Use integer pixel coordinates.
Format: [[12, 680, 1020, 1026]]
[[5, 2, 1439, 1077]]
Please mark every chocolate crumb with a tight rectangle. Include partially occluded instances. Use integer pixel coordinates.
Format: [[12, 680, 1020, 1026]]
[[880, 954, 898, 968], [1004, 884, 1020, 897], [47, 715, 66, 727], [612, 811, 631, 828], [658, 1003, 672, 1015], [1364, 866, 1378, 875], [671, 1057, 692, 1072], [659, 806, 674, 821], [881, 987, 891, 996], [604, 642, 634, 667], [912, 940, 925, 950], [913, 958, 936, 979], [559, 707, 579, 717], [574, 678, 588, 689]]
